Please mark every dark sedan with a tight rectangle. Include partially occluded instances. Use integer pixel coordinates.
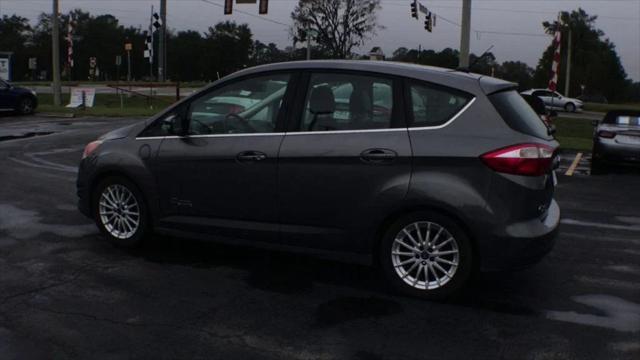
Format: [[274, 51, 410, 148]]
[[0, 79, 38, 115]]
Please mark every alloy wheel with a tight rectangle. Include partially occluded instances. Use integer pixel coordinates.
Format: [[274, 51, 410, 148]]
[[391, 221, 460, 290], [98, 184, 140, 239]]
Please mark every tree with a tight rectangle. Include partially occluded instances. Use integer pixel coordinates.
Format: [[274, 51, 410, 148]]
[[0, 15, 33, 80], [202, 21, 253, 80], [496, 61, 534, 90], [533, 8, 629, 101], [291, 0, 382, 59], [167, 30, 206, 81], [252, 40, 289, 65]]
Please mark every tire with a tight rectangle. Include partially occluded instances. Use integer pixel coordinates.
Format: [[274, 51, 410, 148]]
[[590, 149, 607, 175], [379, 211, 474, 300], [93, 176, 149, 248], [564, 102, 576, 113], [17, 97, 35, 115]]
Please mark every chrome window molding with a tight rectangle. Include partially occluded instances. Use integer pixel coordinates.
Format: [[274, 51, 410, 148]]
[[135, 97, 475, 140], [408, 97, 476, 131]]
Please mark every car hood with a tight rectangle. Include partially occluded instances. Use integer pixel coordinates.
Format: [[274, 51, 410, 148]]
[[98, 121, 147, 141], [10, 86, 33, 95]]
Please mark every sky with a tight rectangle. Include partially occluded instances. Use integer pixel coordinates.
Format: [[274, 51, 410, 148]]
[[2, 0, 639, 80]]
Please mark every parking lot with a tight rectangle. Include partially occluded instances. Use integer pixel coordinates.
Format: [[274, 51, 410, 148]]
[[1, 115, 639, 359]]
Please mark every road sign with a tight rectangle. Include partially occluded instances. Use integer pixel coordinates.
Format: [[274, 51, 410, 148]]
[[28, 58, 37, 70], [0, 58, 10, 80], [66, 87, 96, 108], [89, 57, 97, 68], [115, 55, 122, 66], [124, 43, 132, 51]]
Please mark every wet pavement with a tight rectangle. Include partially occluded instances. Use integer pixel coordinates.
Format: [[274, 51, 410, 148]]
[[0, 115, 639, 359]]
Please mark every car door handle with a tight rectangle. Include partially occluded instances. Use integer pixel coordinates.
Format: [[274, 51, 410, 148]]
[[360, 148, 397, 163], [236, 151, 267, 162]]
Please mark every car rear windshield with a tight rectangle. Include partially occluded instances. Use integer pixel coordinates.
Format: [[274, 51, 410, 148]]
[[490, 90, 551, 139], [602, 112, 640, 126]]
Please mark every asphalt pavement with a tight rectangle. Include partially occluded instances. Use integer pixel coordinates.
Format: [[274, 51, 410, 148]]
[[0, 115, 639, 359]]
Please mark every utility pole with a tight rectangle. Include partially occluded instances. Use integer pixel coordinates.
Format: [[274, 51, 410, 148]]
[[458, 0, 472, 68], [52, 0, 62, 106], [158, 0, 166, 81], [564, 28, 572, 96]]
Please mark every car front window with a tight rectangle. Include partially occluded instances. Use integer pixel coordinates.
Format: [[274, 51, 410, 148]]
[[187, 74, 290, 135]]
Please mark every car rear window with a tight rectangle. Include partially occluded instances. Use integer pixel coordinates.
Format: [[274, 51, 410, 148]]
[[602, 111, 640, 125], [407, 82, 472, 127], [490, 90, 551, 139]]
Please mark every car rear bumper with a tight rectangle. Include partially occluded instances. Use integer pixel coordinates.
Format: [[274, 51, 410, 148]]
[[479, 199, 560, 271], [595, 140, 640, 163]]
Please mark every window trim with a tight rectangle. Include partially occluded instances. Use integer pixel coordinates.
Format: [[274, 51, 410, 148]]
[[403, 79, 476, 130], [286, 69, 407, 133]]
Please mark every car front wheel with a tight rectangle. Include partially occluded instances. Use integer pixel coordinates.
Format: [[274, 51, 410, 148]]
[[94, 177, 148, 247], [18, 97, 35, 115], [379, 211, 473, 300], [565, 102, 576, 112]]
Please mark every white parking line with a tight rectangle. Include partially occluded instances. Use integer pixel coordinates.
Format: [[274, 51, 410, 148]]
[[561, 218, 640, 232]]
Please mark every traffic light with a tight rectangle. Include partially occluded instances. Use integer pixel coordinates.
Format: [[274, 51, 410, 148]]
[[410, 0, 418, 19], [224, 0, 233, 15], [424, 12, 433, 32]]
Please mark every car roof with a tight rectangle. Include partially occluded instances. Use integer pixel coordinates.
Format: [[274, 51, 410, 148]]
[[222, 60, 516, 96]]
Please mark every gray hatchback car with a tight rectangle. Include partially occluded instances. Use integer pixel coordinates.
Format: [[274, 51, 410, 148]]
[[77, 61, 560, 299]]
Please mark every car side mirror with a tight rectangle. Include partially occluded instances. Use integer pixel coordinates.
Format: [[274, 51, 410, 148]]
[[162, 114, 185, 135]]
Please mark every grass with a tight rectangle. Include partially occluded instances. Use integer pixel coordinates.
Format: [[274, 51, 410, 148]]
[[36, 93, 175, 117], [554, 116, 594, 151], [583, 102, 640, 113]]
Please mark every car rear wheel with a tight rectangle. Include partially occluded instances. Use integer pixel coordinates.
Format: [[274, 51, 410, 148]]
[[590, 148, 607, 175], [379, 211, 473, 300], [18, 97, 35, 115], [564, 102, 576, 113], [93, 177, 148, 248]]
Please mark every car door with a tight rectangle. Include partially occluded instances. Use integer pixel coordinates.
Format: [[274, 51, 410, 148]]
[[154, 72, 297, 241], [0, 80, 13, 109], [277, 71, 412, 253]]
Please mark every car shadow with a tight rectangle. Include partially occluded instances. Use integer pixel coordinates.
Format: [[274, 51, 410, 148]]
[[135, 234, 541, 317]]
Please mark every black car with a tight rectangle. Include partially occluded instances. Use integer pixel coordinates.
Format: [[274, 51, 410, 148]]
[[0, 79, 38, 115], [77, 61, 560, 299]]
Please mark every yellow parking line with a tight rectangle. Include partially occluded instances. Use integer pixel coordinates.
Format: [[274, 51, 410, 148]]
[[565, 152, 583, 176]]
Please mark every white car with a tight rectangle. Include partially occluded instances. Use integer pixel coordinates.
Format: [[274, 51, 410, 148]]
[[521, 89, 583, 113]]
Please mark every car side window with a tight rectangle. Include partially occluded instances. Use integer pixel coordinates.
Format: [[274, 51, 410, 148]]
[[187, 73, 290, 135], [408, 82, 472, 127], [301, 73, 393, 132]]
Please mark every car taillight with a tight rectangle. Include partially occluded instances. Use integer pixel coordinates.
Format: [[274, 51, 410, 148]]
[[82, 140, 103, 159], [481, 143, 556, 177], [598, 130, 616, 139]]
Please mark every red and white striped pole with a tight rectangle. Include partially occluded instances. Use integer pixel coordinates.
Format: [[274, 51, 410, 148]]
[[548, 15, 562, 92]]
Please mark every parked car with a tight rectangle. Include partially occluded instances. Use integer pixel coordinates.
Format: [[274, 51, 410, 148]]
[[77, 61, 560, 300], [577, 94, 608, 104], [591, 110, 640, 174], [521, 88, 583, 112], [521, 93, 557, 130], [0, 79, 38, 115]]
